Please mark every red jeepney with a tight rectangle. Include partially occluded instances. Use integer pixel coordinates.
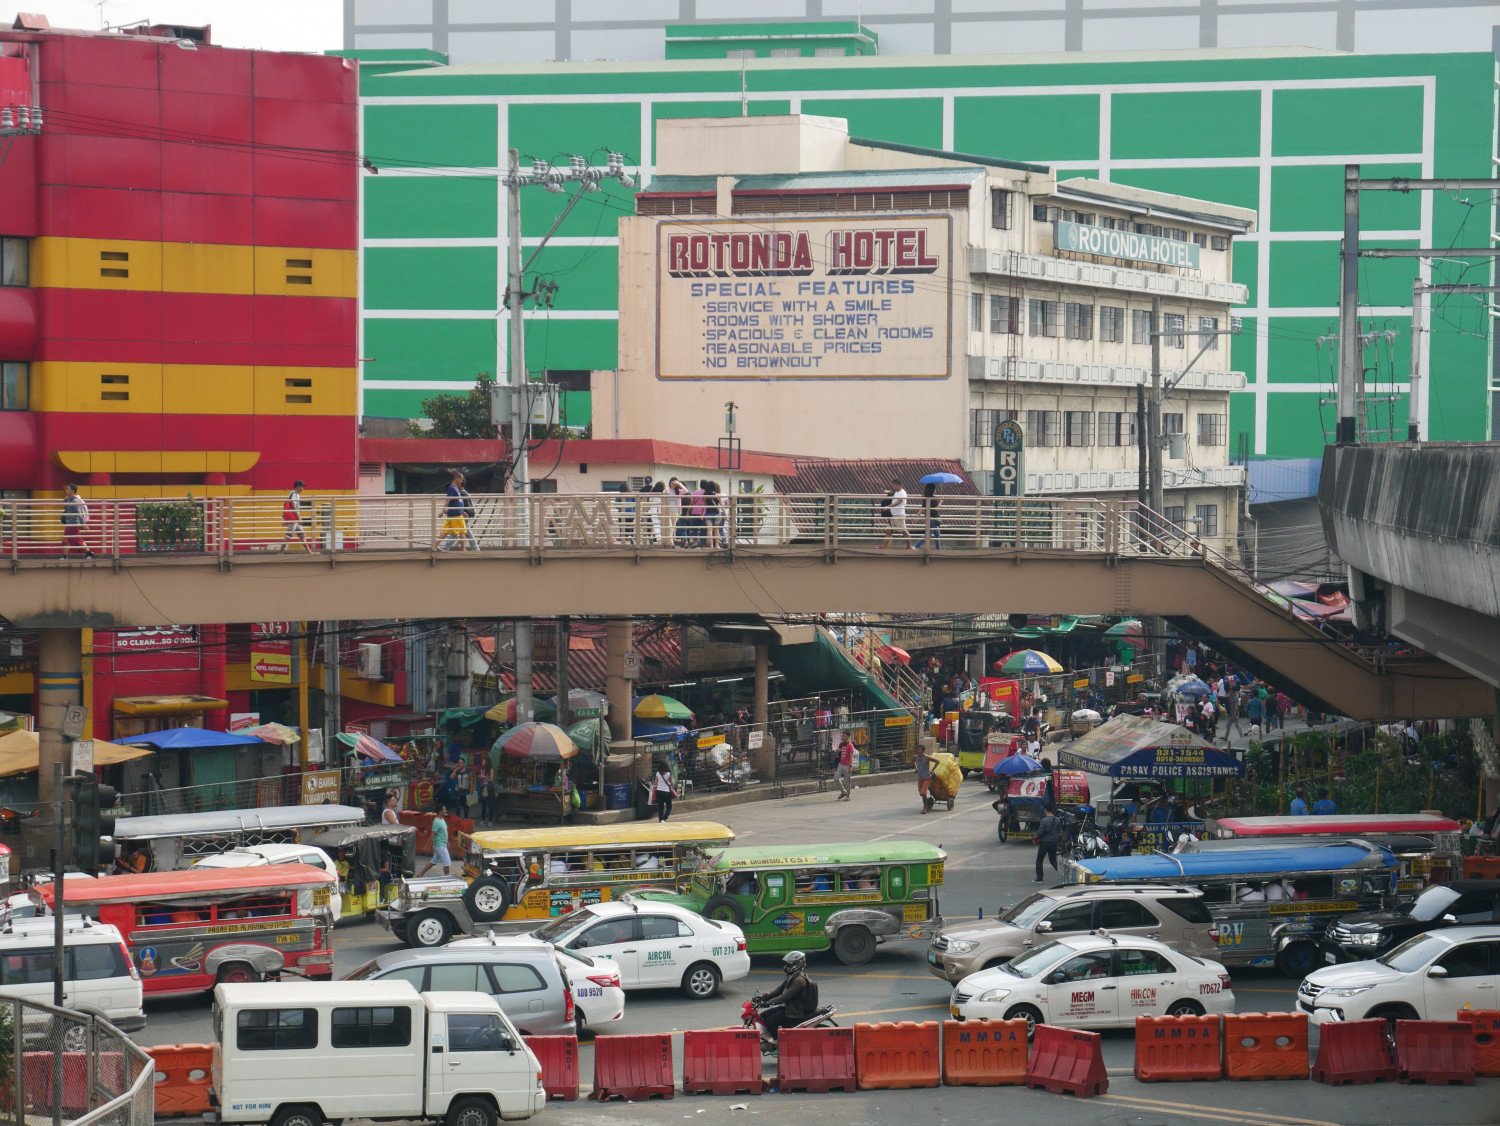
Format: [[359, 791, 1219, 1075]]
[[37, 864, 336, 997]]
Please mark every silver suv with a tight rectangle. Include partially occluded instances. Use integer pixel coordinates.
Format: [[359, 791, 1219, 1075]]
[[928, 884, 1219, 983], [344, 937, 574, 1037]]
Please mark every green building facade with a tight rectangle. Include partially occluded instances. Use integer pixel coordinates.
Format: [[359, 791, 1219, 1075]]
[[351, 42, 1497, 472]]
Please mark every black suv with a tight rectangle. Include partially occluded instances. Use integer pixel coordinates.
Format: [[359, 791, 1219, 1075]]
[[1321, 879, 1500, 964]]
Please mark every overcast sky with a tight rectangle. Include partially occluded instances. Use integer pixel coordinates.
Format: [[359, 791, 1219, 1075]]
[[20, 0, 343, 53]]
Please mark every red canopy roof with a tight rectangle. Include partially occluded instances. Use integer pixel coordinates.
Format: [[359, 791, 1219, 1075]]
[[37, 863, 335, 905]]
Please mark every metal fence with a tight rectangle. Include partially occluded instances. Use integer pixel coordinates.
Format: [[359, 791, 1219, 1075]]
[[1, 492, 1168, 562], [121, 762, 415, 819], [0, 998, 152, 1126]]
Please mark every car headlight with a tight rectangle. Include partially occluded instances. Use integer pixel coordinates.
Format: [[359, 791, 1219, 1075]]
[[977, 988, 1012, 1003], [944, 939, 977, 955], [1321, 985, 1373, 999], [1347, 933, 1382, 946]]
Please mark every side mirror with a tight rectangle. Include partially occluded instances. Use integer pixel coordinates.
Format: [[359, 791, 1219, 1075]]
[[1035, 920, 1053, 934], [1427, 964, 1449, 978], [1044, 971, 1065, 985]]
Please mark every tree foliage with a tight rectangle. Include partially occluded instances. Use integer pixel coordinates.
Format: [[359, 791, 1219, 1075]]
[[408, 373, 497, 439]]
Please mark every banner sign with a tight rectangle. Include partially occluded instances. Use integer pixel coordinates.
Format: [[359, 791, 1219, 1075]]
[[301, 769, 341, 805], [1055, 220, 1200, 269], [656, 216, 952, 380], [993, 419, 1025, 498], [250, 621, 293, 685]]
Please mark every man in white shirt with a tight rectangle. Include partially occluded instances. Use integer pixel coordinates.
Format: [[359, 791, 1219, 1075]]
[[879, 480, 912, 549]]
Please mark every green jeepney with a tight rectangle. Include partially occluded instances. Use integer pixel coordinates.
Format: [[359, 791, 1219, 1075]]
[[635, 841, 945, 965]]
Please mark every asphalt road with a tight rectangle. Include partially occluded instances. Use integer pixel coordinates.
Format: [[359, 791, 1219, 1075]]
[[138, 778, 1496, 1126]]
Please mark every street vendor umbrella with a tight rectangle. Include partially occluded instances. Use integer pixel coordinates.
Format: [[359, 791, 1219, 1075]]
[[1104, 619, 1146, 646], [634, 694, 694, 722], [1167, 675, 1213, 700], [993, 753, 1044, 776], [483, 696, 557, 725], [876, 643, 911, 666], [334, 731, 403, 763], [243, 722, 300, 745], [918, 472, 964, 485], [563, 717, 610, 756], [493, 721, 579, 762], [548, 689, 609, 718], [994, 649, 1064, 675]]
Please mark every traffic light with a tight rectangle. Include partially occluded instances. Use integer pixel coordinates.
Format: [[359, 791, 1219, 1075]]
[[66, 772, 118, 872]]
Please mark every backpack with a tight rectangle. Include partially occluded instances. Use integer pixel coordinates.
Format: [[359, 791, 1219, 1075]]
[[283, 495, 298, 521], [802, 977, 820, 1013], [880, 491, 894, 515]]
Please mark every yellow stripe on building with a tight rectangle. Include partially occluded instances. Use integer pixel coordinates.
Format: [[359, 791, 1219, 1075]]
[[32, 363, 356, 415], [31, 237, 357, 299]]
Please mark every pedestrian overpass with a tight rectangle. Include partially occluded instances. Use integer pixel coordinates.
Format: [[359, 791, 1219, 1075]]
[[2, 492, 1488, 722]]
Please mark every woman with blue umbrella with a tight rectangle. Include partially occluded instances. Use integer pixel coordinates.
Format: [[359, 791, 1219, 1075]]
[[914, 472, 961, 550]]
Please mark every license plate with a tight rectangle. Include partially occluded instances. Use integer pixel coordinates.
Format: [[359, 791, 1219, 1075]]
[[927, 951, 939, 965], [1324, 951, 1336, 964]]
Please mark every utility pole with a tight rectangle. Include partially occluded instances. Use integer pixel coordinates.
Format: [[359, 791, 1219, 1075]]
[[501, 149, 633, 726], [1147, 296, 1164, 518], [322, 621, 341, 745]]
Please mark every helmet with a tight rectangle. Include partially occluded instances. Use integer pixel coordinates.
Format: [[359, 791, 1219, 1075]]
[[782, 950, 807, 974]]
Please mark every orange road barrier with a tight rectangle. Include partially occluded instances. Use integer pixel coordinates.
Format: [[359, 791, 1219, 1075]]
[[682, 1028, 765, 1096], [523, 1035, 579, 1101], [1461, 856, 1500, 879], [1222, 1012, 1309, 1081], [1134, 1014, 1224, 1082], [1025, 1024, 1109, 1099], [591, 1032, 675, 1102], [1395, 1020, 1475, 1086], [398, 810, 434, 855], [854, 1020, 941, 1090], [147, 1043, 214, 1118], [941, 1019, 1028, 1086], [776, 1026, 856, 1093], [1311, 1019, 1395, 1086], [1455, 1009, 1500, 1077]]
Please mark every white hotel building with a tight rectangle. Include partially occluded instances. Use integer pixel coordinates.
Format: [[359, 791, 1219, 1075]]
[[607, 114, 1253, 551]]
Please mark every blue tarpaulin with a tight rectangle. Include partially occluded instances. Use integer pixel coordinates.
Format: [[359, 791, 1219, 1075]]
[[124, 727, 263, 750]]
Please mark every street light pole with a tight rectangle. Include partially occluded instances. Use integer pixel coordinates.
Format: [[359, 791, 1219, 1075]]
[[1147, 296, 1164, 518]]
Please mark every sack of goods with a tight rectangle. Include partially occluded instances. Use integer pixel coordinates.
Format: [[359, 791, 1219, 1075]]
[[930, 752, 964, 793]]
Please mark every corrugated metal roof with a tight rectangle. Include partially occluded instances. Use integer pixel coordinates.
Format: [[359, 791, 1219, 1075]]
[[482, 622, 684, 693], [773, 458, 980, 497], [643, 167, 981, 195]]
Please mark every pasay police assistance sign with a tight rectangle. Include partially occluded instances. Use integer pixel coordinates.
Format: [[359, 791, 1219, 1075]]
[[1054, 220, 1200, 270], [656, 216, 952, 379]]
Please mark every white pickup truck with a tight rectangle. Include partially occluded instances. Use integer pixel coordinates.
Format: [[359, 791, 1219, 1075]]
[[208, 981, 546, 1126]]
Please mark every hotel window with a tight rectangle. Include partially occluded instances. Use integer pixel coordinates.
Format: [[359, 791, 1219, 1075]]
[[1192, 233, 1208, 248], [990, 188, 1012, 230], [1096, 411, 1135, 447], [813, 47, 845, 57], [1064, 411, 1093, 447], [769, 48, 799, 57], [990, 295, 1019, 335], [1026, 410, 1060, 447], [0, 238, 28, 286], [724, 49, 754, 59], [1, 362, 26, 410], [970, 293, 984, 332], [1063, 302, 1093, 341], [1211, 235, 1230, 251], [1163, 313, 1186, 348], [1099, 306, 1124, 343], [1162, 227, 1188, 242], [1163, 412, 1185, 435], [1135, 222, 1163, 237], [1131, 309, 1153, 345], [1198, 316, 1220, 350], [1197, 413, 1227, 446], [1163, 505, 1186, 529], [1027, 299, 1058, 338], [1195, 504, 1220, 538], [971, 408, 1018, 448]]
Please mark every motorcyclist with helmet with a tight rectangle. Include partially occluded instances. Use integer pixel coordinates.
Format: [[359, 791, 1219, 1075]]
[[757, 950, 811, 1041]]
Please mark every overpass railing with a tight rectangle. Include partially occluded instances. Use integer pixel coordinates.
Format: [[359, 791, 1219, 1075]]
[[3, 492, 1189, 562], [0, 998, 154, 1126]]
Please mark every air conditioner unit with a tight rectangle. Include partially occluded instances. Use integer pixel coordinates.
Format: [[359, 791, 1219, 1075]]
[[356, 643, 383, 679]]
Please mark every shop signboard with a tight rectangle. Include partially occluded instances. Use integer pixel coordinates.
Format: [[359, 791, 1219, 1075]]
[[1055, 220, 1200, 269], [656, 215, 952, 380], [993, 419, 1025, 498], [250, 622, 293, 685]]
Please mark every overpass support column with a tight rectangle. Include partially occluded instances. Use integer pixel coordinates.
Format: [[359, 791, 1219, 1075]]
[[606, 616, 634, 745], [38, 628, 83, 807], [750, 643, 774, 778]]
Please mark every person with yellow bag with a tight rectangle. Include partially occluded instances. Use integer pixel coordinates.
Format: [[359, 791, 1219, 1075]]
[[922, 749, 963, 813]]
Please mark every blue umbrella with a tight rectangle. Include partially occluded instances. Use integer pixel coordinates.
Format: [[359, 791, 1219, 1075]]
[[993, 753, 1044, 776], [1170, 676, 1213, 700], [919, 472, 964, 485]]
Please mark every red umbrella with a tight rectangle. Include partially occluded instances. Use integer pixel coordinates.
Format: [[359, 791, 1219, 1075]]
[[876, 644, 911, 666]]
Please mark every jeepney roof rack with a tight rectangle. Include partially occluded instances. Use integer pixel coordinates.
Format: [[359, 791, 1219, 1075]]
[[1150, 850, 1187, 877]]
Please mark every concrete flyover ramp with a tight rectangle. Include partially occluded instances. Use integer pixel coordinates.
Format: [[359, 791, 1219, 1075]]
[[0, 492, 1487, 722]]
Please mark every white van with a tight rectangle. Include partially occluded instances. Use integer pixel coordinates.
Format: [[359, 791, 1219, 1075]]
[[209, 981, 545, 1126], [195, 845, 343, 920], [0, 916, 144, 1033]]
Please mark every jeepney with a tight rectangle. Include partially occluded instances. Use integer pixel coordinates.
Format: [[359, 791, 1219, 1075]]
[[635, 841, 945, 965], [378, 821, 734, 948]]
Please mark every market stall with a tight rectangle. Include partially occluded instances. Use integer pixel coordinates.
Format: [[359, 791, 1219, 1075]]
[[491, 722, 579, 824], [1058, 715, 1245, 850]]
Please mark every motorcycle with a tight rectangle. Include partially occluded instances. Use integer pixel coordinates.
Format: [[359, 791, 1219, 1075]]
[[742, 991, 839, 1054], [1068, 804, 1110, 859], [1103, 807, 1142, 856]]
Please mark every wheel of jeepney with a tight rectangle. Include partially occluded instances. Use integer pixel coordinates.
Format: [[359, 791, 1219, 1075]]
[[462, 876, 510, 923], [409, 909, 453, 948]]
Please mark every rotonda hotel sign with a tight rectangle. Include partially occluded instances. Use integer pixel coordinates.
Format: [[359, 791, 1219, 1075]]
[[1054, 220, 1200, 270]]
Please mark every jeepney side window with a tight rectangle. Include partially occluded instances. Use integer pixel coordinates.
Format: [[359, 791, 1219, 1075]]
[[1198, 884, 1233, 906], [1297, 876, 1334, 900], [633, 851, 665, 872], [795, 870, 836, 895], [236, 1008, 317, 1051]]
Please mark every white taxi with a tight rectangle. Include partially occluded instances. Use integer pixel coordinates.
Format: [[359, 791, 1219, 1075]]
[[950, 932, 1235, 1034], [526, 900, 751, 999]]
